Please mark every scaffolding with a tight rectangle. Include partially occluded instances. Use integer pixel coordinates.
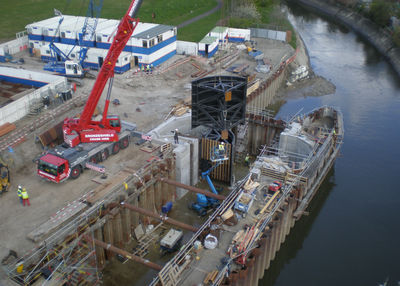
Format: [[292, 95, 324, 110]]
[[3, 148, 176, 286]]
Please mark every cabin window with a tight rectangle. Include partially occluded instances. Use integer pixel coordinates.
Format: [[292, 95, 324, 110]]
[[124, 57, 128, 61], [58, 164, 65, 174], [96, 35, 101, 42], [70, 54, 75, 58], [29, 43, 34, 48], [157, 34, 163, 43], [46, 50, 50, 54], [61, 32, 65, 38], [142, 40, 148, 48], [27, 28, 32, 34], [149, 39, 155, 47], [43, 30, 48, 36], [109, 119, 120, 127]]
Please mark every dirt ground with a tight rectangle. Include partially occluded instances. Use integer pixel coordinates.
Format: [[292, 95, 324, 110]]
[[0, 36, 335, 269]]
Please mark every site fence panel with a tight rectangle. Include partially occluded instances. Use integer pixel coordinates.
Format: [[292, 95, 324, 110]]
[[250, 28, 287, 42]]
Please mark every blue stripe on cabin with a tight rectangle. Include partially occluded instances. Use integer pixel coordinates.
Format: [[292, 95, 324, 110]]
[[60, 38, 77, 45], [81, 40, 95, 47], [114, 63, 130, 74], [150, 50, 176, 67], [139, 50, 176, 68], [43, 36, 57, 42], [228, 37, 245, 42], [28, 34, 43, 41], [198, 45, 218, 58], [81, 61, 130, 74], [0, 74, 48, 88], [97, 35, 176, 55]]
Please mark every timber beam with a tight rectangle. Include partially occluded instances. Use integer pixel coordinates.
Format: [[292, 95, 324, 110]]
[[83, 235, 163, 271], [158, 177, 226, 201], [121, 202, 199, 232]]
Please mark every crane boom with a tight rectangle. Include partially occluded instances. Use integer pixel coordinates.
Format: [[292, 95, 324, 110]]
[[63, 0, 143, 147]]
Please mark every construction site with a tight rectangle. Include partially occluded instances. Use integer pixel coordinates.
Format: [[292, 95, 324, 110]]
[[0, 1, 341, 285]]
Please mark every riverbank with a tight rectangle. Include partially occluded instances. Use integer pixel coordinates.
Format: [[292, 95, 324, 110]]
[[275, 26, 336, 102], [291, 0, 400, 78]]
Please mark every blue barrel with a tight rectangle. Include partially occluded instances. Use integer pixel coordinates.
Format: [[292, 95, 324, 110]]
[[162, 201, 173, 214]]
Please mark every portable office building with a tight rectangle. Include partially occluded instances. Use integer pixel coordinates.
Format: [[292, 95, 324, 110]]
[[80, 18, 114, 47], [40, 43, 130, 73], [84, 48, 131, 73], [132, 24, 177, 67], [198, 36, 218, 58], [42, 15, 76, 43], [93, 19, 120, 48], [28, 40, 43, 55], [227, 28, 251, 42], [40, 43, 80, 63], [58, 16, 87, 45], [26, 16, 62, 41], [209, 26, 228, 43]]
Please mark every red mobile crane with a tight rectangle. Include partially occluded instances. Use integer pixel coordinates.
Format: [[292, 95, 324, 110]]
[[36, 0, 143, 183], [64, 0, 142, 148]]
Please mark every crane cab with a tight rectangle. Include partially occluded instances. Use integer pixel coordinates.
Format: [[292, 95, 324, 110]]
[[37, 153, 69, 183], [104, 115, 121, 133], [65, 60, 84, 77]]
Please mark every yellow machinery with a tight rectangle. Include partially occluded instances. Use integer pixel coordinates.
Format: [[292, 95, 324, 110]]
[[0, 157, 10, 193]]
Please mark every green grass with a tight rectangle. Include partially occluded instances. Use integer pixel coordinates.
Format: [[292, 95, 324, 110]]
[[137, 0, 217, 26], [0, 0, 297, 48], [0, 0, 217, 41], [177, 10, 222, 42]]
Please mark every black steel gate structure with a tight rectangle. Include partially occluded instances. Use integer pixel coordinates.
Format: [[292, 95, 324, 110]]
[[192, 76, 247, 183]]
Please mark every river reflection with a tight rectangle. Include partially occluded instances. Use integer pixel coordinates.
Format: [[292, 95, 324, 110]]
[[259, 2, 400, 286]]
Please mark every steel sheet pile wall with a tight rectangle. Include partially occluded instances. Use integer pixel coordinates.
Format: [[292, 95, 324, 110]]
[[246, 113, 286, 155], [246, 48, 298, 111], [246, 64, 286, 110], [5, 149, 177, 285]]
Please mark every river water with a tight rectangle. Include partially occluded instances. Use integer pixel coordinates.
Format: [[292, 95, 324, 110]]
[[259, 2, 400, 286]]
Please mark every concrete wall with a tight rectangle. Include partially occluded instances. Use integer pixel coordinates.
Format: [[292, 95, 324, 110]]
[[149, 112, 199, 197], [0, 67, 68, 125]]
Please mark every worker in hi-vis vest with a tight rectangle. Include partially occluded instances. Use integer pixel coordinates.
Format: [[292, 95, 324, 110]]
[[21, 188, 30, 206], [17, 185, 23, 205]]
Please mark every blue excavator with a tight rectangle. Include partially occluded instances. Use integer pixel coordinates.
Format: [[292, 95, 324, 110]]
[[189, 144, 228, 216]]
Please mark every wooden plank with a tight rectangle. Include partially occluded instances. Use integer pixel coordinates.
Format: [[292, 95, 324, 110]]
[[260, 190, 281, 214], [0, 122, 16, 137], [86, 170, 132, 204]]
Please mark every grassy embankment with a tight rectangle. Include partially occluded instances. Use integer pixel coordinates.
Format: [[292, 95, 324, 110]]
[[0, 0, 296, 47], [0, 0, 216, 41]]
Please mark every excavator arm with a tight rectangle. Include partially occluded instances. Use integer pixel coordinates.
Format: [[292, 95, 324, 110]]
[[63, 0, 143, 147]]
